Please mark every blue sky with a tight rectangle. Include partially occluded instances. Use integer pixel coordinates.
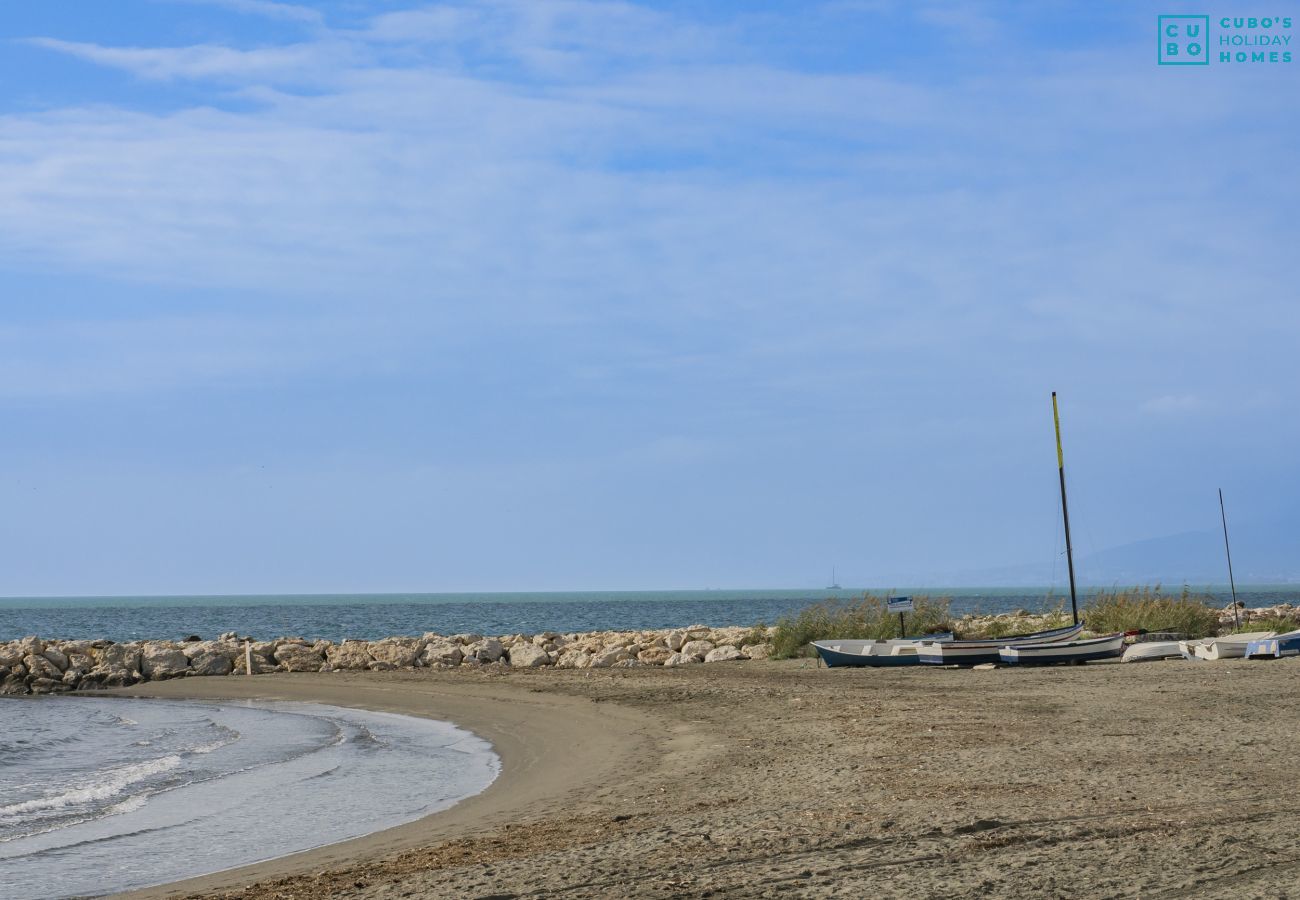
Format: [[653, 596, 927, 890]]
[[1, 0, 1297, 594]]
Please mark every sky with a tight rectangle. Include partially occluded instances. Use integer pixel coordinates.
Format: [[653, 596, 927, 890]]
[[1, 0, 1297, 595]]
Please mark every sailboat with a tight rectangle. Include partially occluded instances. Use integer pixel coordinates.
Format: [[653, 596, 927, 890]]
[[826, 567, 841, 590]]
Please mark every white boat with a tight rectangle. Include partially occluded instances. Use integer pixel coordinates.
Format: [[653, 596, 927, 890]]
[[1179, 631, 1276, 661], [1120, 632, 1189, 663], [1121, 641, 1184, 663], [917, 622, 1086, 666], [813, 633, 954, 668]]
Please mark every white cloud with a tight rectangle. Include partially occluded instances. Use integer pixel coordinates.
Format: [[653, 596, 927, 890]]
[[163, 0, 324, 25], [25, 37, 346, 81]]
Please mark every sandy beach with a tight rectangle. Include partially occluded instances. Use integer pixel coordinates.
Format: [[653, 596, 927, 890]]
[[104, 657, 1300, 899]]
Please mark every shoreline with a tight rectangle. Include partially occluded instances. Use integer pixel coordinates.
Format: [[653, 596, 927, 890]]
[[109, 670, 677, 899]]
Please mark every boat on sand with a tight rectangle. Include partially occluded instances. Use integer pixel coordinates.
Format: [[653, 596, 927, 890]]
[[917, 622, 1085, 666], [813, 634, 954, 668], [1179, 631, 1276, 661], [999, 632, 1125, 666], [1243, 629, 1300, 660]]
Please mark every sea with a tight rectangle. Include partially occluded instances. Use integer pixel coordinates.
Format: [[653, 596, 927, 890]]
[[1, 586, 1296, 643], [0, 696, 498, 898]]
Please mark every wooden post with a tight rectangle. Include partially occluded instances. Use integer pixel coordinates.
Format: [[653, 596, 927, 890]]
[[244, 640, 253, 676]]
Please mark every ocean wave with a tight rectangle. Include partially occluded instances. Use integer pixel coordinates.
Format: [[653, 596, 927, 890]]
[[0, 755, 182, 823]]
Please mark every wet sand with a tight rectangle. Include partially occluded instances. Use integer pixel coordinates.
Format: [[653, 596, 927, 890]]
[[113, 658, 1300, 899]]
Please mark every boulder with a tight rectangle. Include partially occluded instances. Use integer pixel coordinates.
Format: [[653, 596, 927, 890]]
[[741, 643, 773, 661], [420, 640, 464, 668], [663, 652, 696, 667], [368, 639, 422, 668], [95, 644, 142, 674], [23, 654, 62, 680], [141, 644, 190, 680], [507, 644, 552, 668], [29, 677, 71, 694], [589, 647, 631, 668], [636, 647, 674, 665], [680, 640, 714, 660], [188, 651, 233, 676], [1, 672, 29, 694], [16, 636, 45, 657], [555, 649, 592, 669], [467, 638, 504, 663], [275, 643, 324, 672], [0, 642, 25, 668], [41, 647, 70, 672], [704, 645, 743, 663], [326, 641, 373, 670]]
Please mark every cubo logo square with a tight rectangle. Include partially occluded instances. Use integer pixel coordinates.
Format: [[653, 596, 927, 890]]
[[1159, 15, 1210, 64]]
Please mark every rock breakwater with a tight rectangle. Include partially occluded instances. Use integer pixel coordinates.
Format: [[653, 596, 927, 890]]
[[0, 624, 776, 696]]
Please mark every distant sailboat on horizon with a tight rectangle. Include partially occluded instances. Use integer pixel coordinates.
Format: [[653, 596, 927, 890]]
[[826, 567, 842, 590]]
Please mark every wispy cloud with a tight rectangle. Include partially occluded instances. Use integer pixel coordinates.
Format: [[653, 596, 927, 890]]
[[25, 37, 345, 81], [162, 0, 324, 25]]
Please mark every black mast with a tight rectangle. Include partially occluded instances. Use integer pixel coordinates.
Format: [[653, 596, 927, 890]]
[[1052, 392, 1079, 626], [1218, 488, 1241, 630]]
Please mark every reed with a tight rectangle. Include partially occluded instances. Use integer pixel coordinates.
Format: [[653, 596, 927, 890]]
[[770, 594, 952, 659], [1081, 586, 1219, 638]]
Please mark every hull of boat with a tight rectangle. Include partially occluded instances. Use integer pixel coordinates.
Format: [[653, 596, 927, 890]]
[[1244, 629, 1300, 660], [917, 622, 1085, 666], [1181, 631, 1276, 661], [813, 645, 920, 667], [1121, 641, 1183, 663], [999, 633, 1125, 665], [812, 633, 953, 668], [813, 633, 953, 668]]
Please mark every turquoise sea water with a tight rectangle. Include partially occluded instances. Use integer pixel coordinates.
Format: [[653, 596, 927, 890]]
[[2, 586, 1295, 642]]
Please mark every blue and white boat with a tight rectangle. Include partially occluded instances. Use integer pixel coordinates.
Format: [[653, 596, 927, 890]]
[[1244, 629, 1300, 660], [917, 622, 1085, 666], [813, 633, 954, 668], [999, 632, 1125, 665]]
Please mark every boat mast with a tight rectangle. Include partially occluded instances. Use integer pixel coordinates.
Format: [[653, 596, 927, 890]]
[[1052, 392, 1079, 625], [1218, 488, 1241, 630]]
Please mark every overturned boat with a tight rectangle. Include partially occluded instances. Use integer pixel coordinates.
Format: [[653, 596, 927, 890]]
[[1243, 629, 1300, 660], [1179, 631, 1276, 661]]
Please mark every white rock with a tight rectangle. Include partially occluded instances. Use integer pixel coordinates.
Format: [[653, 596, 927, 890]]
[[141, 644, 190, 679], [741, 643, 773, 660], [663, 652, 696, 667], [507, 644, 552, 668], [41, 647, 70, 672], [368, 639, 422, 668], [468, 638, 504, 663], [189, 651, 234, 676], [680, 640, 714, 660], [589, 647, 631, 668], [704, 645, 743, 663], [326, 641, 372, 670], [420, 640, 464, 667], [637, 647, 674, 665], [23, 654, 62, 680], [275, 643, 324, 672]]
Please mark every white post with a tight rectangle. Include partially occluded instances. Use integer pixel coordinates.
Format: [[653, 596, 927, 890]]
[[244, 640, 253, 676]]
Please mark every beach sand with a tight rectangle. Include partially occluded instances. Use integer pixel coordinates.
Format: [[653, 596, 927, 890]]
[[112, 658, 1300, 899]]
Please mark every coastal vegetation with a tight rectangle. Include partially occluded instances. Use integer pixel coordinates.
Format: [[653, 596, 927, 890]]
[[1081, 586, 1220, 637], [770, 594, 953, 659]]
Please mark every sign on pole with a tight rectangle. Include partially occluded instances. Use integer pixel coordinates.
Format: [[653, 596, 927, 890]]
[[887, 596, 914, 613]]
